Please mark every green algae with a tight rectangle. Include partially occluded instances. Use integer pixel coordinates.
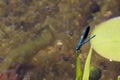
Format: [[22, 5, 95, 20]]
[[0, 28, 53, 71]]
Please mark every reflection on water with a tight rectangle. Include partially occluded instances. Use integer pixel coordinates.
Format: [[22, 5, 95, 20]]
[[0, 0, 120, 80]]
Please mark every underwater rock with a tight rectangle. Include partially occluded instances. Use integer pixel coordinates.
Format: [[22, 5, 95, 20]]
[[90, 3, 100, 13]]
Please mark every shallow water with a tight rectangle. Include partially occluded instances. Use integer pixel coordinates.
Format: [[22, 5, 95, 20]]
[[0, 0, 120, 80]]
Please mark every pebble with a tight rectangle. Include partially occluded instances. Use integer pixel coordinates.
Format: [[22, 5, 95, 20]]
[[56, 40, 63, 46]]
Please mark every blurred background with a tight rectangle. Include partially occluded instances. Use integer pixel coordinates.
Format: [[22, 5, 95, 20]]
[[0, 0, 120, 80]]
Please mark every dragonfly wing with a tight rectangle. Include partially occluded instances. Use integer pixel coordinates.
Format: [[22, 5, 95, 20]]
[[76, 26, 90, 50]]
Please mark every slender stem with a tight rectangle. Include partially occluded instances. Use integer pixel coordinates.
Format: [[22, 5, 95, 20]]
[[76, 51, 82, 80]]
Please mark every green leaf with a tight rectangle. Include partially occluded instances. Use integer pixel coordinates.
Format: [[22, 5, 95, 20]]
[[76, 51, 82, 80], [117, 75, 120, 80], [91, 17, 120, 62], [83, 46, 92, 80]]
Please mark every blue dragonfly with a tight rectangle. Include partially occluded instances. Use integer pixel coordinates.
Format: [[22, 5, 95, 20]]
[[76, 26, 95, 51]]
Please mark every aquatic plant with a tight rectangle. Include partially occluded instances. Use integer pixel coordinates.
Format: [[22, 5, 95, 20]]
[[76, 17, 120, 80], [117, 75, 120, 80], [82, 46, 93, 80], [76, 46, 101, 80], [89, 66, 101, 80], [91, 17, 120, 62], [75, 16, 120, 80], [75, 26, 97, 80]]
